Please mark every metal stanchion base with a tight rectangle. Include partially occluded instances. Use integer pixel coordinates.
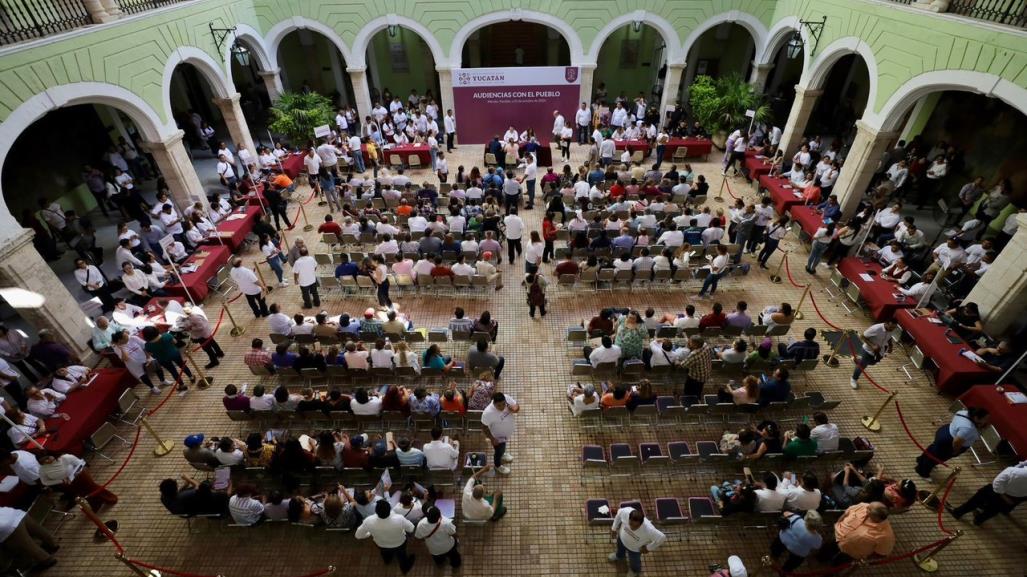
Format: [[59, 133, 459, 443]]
[[154, 440, 175, 457], [318, 201, 328, 206], [197, 377, 213, 389], [914, 554, 939, 573], [916, 489, 941, 511], [822, 355, 840, 368], [794, 311, 805, 320], [230, 326, 246, 337], [713, 196, 724, 202], [861, 415, 881, 432], [770, 276, 782, 283], [303, 225, 314, 232]]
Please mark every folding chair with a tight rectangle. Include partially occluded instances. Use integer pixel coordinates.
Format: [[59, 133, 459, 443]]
[[639, 442, 670, 474], [609, 443, 638, 475], [687, 496, 722, 524], [566, 327, 587, 351], [87, 422, 130, 462], [585, 499, 614, 525], [581, 445, 608, 482], [656, 396, 686, 428], [654, 497, 689, 525], [117, 389, 145, 426], [899, 344, 926, 382]]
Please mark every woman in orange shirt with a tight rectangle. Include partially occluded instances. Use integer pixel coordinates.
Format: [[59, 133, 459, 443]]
[[802, 177, 822, 205], [439, 381, 466, 414], [541, 213, 558, 263], [600, 385, 630, 409]]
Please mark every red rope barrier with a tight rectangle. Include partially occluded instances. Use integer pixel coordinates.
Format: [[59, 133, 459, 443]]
[[771, 536, 952, 576], [147, 372, 182, 417], [782, 254, 806, 289], [860, 369, 892, 394], [937, 474, 957, 535], [88, 426, 141, 497], [894, 401, 950, 468], [76, 500, 124, 554], [723, 177, 741, 201], [129, 559, 220, 577], [807, 293, 843, 331]]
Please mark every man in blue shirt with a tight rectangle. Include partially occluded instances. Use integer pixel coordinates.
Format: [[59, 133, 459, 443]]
[[916, 407, 990, 477], [816, 195, 842, 223], [334, 254, 360, 279], [612, 229, 635, 252], [758, 367, 791, 405], [778, 328, 821, 360], [587, 166, 605, 187]]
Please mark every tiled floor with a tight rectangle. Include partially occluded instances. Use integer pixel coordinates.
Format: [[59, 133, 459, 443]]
[[39, 143, 1025, 577]]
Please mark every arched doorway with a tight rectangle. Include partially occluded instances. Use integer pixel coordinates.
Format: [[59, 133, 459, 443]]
[[680, 23, 758, 104], [760, 32, 805, 124], [592, 23, 666, 112], [276, 29, 356, 107], [460, 22, 570, 68], [363, 26, 440, 113], [807, 54, 870, 144], [229, 37, 273, 127]]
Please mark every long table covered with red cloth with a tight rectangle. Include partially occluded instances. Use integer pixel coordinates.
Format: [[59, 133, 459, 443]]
[[35, 368, 135, 456], [663, 137, 712, 160], [204, 206, 260, 252], [790, 205, 823, 238], [481, 144, 553, 167], [382, 143, 431, 167], [614, 140, 651, 155], [837, 257, 916, 321], [897, 309, 995, 394], [164, 245, 231, 302], [960, 385, 1027, 458], [280, 153, 305, 179], [762, 174, 804, 214], [746, 155, 774, 181]]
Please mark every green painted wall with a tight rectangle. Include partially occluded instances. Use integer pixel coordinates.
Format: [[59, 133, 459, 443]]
[[593, 25, 662, 103]]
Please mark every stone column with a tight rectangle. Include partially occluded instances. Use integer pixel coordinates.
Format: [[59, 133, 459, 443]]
[[832, 120, 898, 219], [578, 63, 596, 107], [659, 63, 685, 130], [141, 130, 209, 212], [258, 69, 283, 101], [98, 0, 122, 17], [347, 67, 373, 125], [82, 0, 115, 23], [749, 62, 774, 92], [437, 66, 455, 118], [0, 230, 94, 359], [778, 84, 822, 158], [214, 93, 256, 162], [966, 213, 1027, 335]]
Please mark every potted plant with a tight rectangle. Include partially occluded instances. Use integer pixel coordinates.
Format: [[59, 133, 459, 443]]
[[689, 74, 773, 150], [267, 91, 335, 150]]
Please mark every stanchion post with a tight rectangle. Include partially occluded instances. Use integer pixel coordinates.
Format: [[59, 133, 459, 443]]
[[300, 201, 314, 231], [917, 466, 961, 510], [914, 530, 963, 573], [823, 328, 853, 368], [183, 350, 213, 389], [222, 300, 245, 337], [769, 251, 787, 283], [139, 416, 175, 457], [75, 497, 117, 540], [793, 284, 811, 320], [280, 227, 290, 252], [714, 176, 726, 202], [254, 260, 271, 294], [114, 553, 149, 576], [861, 390, 897, 432]]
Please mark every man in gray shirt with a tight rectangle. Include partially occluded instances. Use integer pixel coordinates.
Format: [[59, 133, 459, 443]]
[[466, 339, 505, 378], [503, 170, 522, 213], [419, 234, 443, 256]]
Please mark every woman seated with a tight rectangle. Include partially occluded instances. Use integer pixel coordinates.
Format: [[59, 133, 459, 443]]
[[311, 487, 357, 529], [244, 432, 276, 467], [350, 388, 383, 415], [717, 375, 760, 405], [830, 463, 885, 509], [422, 344, 458, 372], [600, 385, 630, 409], [626, 380, 657, 410], [745, 338, 780, 370], [466, 372, 496, 410], [381, 385, 410, 414], [50, 365, 92, 394], [440, 381, 466, 414], [710, 481, 758, 515], [760, 303, 794, 329], [944, 302, 984, 340], [270, 438, 316, 477], [314, 430, 345, 470], [158, 475, 228, 517], [744, 420, 783, 461], [474, 311, 499, 343], [718, 339, 748, 363]]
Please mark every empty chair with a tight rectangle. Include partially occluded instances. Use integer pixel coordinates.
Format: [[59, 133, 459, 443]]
[[88, 422, 130, 462], [687, 496, 722, 523], [581, 445, 607, 481], [654, 497, 689, 525], [696, 441, 727, 464], [609, 443, 638, 475], [667, 441, 697, 465], [639, 442, 670, 470]]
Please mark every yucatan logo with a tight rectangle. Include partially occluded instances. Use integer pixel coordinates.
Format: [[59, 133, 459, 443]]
[[457, 72, 506, 85], [565, 67, 578, 83]]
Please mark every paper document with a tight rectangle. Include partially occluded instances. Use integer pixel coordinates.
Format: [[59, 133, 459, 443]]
[[959, 350, 985, 363], [859, 273, 874, 282], [1005, 392, 1027, 404], [226, 213, 247, 221]]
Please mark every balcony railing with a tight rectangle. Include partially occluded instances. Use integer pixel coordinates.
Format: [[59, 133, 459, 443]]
[[949, 0, 1027, 28], [0, 0, 92, 46], [116, 0, 186, 15]]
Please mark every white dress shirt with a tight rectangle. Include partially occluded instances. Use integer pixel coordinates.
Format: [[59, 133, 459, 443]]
[[424, 439, 460, 470], [993, 461, 1027, 497], [810, 423, 840, 453], [589, 345, 622, 367], [292, 256, 318, 286], [268, 313, 293, 335], [481, 395, 517, 443], [415, 516, 457, 555], [231, 266, 263, 295], [612, 507, 666, 552], [0, 507, 27, 541], [356, 513, 414, 548]]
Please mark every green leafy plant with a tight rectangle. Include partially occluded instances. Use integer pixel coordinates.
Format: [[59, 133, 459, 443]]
[[267, 91, 334, 147], [689, 74, 773, 137]]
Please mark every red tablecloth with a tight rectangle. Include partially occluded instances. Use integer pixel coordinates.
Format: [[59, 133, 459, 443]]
[[897, 309, 995, 394], [245, 182, 267, 208], [663, 138, 712, 160], [960, 385, 1027, 458], [837, 257, 916, 321], [614, 140, 651, 155], [164, 245, 231, 302], [36, 368, 135, 456], [762, 175, 804, 214], [790, 205, 823, 238], [280, 153, 305, 179], [140, 296, 186, 334], [382, 143, 431, 167], [746, 155, 774, 180], [204, 206, 260, 252], [481, 144, 553, 167]]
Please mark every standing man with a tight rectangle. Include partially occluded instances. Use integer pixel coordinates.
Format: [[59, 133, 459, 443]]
[[481, 392, 519, 475], [521, 154, 538, 210], [503, 209, 524, 263], [355, 499, 417, 574], [652, 130, 669, 170], [552, 109, 565, 145], [915, 407, 990, 478], [414, 505, 461, 569], [503, 170, 522, 214], [292, 248, 320, 309], [849, 321, 900, 389], [348, 132, 364, 173], [0, 505, 59, 571], [575, 102, 591, 145], [608, 506, 666, 577], [949, 460, 1027, 525], [444, 109, 457, 152], [181, 306, 224, 369]]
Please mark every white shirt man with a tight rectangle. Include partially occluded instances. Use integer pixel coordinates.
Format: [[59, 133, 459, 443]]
[[656, 229, 683, 247], [503, 213, 524, 241], [648, 341, 682, 367], [810, 422, 840, 454], [444, 112, 456, 136], [316, 142, 339, 169], [821, 166, 839, 188], [875, 206, 902, 230], [452, 261, 475, 277], [701, 226, 725, 246], [424, 437, 460, 470], [268, 311, 293, 335], [599, 139, 616, 161], [886, 162, 908, 189], [588, 343, 622, 367], [569, 391, 600, 416], [482, 395, 517, 446], [414, 514, 458, 557], [612, 506, 667, 554], [552, 112, 565, 138], [229, 494, 264, 525], [575, 104, 591, 128], [932, 242, 966, 270], [756, 481, 787, 512], [27, 388, 65, 418], [769, 126, 782, 146], [610, 105, 628, 128], [861, 323, 900, 358], [374, 238, 399, 256], [292, 254, 318, 288], [778, 474, 822, 511], [462, 477, 494, 521], [674, 313, 700, 329], [7, 450, 40, 485]]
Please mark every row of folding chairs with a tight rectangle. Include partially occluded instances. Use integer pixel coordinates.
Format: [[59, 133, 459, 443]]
[[569, 392, 841, 429], [584, 497, 848, 532], [245, 362, 489, 389], [569, 355, 814, 385], [268, 326, 488, 348], [314, 273, 497, 297], [316, 246, 489, 265], [553, 264, 750, 294], [226, 409, 485, 437], [554, 242, 739, 260], [567, 323, 791, 347]]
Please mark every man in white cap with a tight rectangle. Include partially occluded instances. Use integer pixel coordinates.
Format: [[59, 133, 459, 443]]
[[709, 556, 748, 577]]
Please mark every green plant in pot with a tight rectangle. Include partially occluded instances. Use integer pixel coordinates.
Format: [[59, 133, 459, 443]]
[[689, 74, 773, 150], [267, 91, 335, 150]]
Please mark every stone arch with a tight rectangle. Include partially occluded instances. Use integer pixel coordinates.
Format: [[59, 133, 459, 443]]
[[351, 15, 447, 69], [757, 16, 810, 68], [586, 10, 684, 65], [162, 45, 234, 122], [265, 17, 354, 72], [680, 10, 768, 64], [224, 23, 274, 81], [448, 9, 585, 66], [871, 70, 1027, 131], [0, 82, 172, 234], [801, 36, 878, 114]]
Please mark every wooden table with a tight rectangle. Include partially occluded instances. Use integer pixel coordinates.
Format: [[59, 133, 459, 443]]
[[762, 175, 804, 214]]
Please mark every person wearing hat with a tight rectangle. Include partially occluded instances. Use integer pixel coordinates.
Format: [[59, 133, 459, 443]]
[[709, 556, 748, 577], [475, 251, 502, 289], [183, 434, 219, 469], [38, 452, 117, 512]]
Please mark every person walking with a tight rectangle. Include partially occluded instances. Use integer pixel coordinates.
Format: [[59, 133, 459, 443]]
[[414, 505, 461, 569], [259, 234, 288, 287], [503, 209, 524, 262], [698, 245, 729, 298], [141, 325, 193, 391], [770, 510, 823, 572], [608, 506, 666, 577], [229, 258, 269, 318], [850, 321, 900, 389], [292, 247, 320, 309], [758, 215, 790, 269], [355, 500, 417, 574], [481, 392, 519, 475], [805, 220, 836, 273], [524, 273, 547, 319], [370, 254, 392, 309], [915, 407, 990, 478], [263, 185, 292, 230], [181, 306, 224, 369], [948, 460, 1027, 525]]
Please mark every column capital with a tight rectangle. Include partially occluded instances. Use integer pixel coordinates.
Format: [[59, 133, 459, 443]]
[[213, 93, 243, 107], [576, 62, 598, 71], [854, 119, 898, 141], [666, 62, 686, 71], [435, 65, 454, 73], [257, 68, 280, 78], [346, 66, 367, 74], [751, 61, 774, 71], [794, 85, 824, 99], [140, 129, 185, 152]]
